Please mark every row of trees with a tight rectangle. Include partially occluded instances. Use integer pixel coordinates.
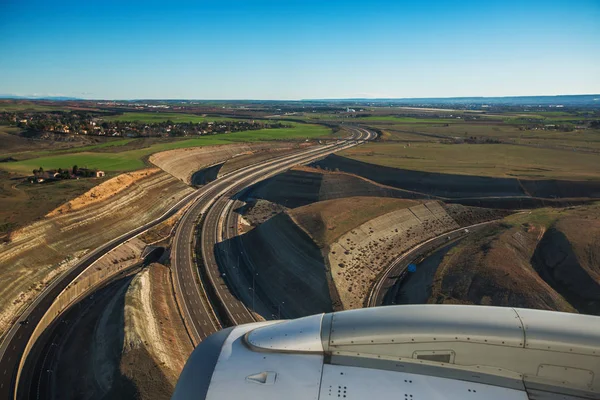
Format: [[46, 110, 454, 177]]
[[31, 165, 96, 179]]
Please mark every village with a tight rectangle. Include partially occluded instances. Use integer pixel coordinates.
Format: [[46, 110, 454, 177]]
[[0, 110, 290, 137], [28, 165, 105, 184]]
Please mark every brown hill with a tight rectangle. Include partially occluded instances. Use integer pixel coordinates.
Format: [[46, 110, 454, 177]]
[[429, 204, 600, 314]]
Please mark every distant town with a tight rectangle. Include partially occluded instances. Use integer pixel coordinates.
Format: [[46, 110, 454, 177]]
[[0, 110, 291, 137]]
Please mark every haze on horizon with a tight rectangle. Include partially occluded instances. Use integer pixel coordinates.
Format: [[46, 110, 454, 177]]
[[1, 0, 599, 100]]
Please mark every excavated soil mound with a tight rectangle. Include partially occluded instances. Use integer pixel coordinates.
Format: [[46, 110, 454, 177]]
[[430, 223, 576, 311], [312, 154, 600, 200], [47, 168, 160, 216], [235, 212, 333, 317]]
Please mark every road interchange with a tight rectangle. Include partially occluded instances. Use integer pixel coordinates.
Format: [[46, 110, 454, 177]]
[[0, 126, 372, 399], [171, 127, 375, 344]]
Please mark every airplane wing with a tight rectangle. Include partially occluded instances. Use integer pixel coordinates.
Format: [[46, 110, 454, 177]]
[[172, 305, 600, 400]]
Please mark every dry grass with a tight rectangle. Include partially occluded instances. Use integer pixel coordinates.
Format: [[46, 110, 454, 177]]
[[0, 170, 193, 337], [289, 196, 418, 247], [341, 142, 600, 180], [430, 222, 576, 311], [430, 203, 600, 313], [47, 168, 160, 216]]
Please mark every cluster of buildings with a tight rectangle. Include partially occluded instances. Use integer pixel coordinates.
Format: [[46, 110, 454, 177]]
[[1, 111, 289, 138], [29, 167, 105, 184]]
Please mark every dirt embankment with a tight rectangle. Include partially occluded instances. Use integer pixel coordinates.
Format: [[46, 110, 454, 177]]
[[45, 264, 191, 400], [325, 201, 460, 309], [290, 197, 420, 248], [234, 193, 506, 313], [121, 264, 193, 398], [531, 213, 600, 314], [311, 154, 600, 200], [0, 170, 193, 337], [429, 204, 600, 314], [430, 223, 576, 312], [47, 168, 160, 216], [149, 142, 300, 185], [231, 212, 333, 318], [242, 165, 427, 214]]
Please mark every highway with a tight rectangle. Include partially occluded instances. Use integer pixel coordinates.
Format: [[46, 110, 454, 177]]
[[0, 183, 205, 400], [0, 127, 370, 399], [172, 127, 375, 344]]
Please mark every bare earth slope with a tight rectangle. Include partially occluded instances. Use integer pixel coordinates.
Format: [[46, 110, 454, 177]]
[[233, 212, 333, 317], [121, 264, 193, 399], [532, 210, 600, 314], [0, 169, 193, 336], [430, 204, 600, 314], [244, 166, 425, 210], [325, 201, 459, 309], [149, 142, 299, 185], [430, 223, 576, 312], [311, 154, 600, 199]]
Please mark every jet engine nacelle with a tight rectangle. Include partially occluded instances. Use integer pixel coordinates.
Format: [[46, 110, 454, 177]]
[[173, 305, 600, 400]]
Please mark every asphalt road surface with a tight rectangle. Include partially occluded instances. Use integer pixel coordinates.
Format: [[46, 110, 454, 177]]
[[172, 127, 374, 344], [0, 127, 372, 399], [0, 186, 203, 400]]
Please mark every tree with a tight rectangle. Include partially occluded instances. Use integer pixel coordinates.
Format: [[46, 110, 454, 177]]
[[38, 166, 44, 173], [72, 165, 78, 175]]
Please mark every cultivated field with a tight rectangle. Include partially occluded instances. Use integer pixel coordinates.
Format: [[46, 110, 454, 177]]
[[1, 124, 332, 174]]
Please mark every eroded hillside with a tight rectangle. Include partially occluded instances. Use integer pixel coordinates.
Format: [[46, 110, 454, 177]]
[[428, 204, 600, 314], [149, 142, 301, 185], [0, 169, 193, 336]]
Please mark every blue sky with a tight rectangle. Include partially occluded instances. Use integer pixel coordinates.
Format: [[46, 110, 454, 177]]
[[0, 0, 599, 99]]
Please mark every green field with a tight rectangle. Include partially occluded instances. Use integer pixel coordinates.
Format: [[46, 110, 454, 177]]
[[102, 112, 234, 123], [0, 124, 332, 173], [341, 142, 600, 180]]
